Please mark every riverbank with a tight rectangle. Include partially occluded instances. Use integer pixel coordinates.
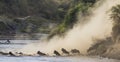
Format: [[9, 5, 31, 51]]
[[87, 37, 120, 60]]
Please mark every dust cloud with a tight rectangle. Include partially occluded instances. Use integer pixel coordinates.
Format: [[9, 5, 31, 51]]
[[20, 0, 120, 55]]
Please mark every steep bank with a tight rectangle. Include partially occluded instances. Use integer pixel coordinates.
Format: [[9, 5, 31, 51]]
[[88, 1, 120, 59]]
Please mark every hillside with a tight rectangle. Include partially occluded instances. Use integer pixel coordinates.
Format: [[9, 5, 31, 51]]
[[0, 0, 73, 39], [0, 0, 97, 39]]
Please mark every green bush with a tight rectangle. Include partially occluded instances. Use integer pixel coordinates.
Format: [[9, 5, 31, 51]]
[[48, 1, 95, 38]]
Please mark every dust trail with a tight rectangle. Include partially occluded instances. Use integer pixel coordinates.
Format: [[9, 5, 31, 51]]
[[19, 0, 120, 55]]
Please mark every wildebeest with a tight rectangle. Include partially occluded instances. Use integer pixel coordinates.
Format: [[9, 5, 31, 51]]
[[0, 51, 9, 55], [37, 51, 46, 56], [9, 52, 16, 56], [71, 49, 80, 54], [18, 52, 23, 55], [54, 50, 61, 56], [16, 52, 23, 56], [61, 48, 69, 55], [6, 40, 10, 44]]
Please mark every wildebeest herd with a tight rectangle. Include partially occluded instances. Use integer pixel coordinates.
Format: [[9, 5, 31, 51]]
[[53, 48, 80, 56], [0, 48, 80, 56]]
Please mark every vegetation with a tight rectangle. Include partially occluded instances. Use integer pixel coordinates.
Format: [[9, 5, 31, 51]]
[[49, 0, 97, 38], [111, 5, 120, 42], [0, 0, 58, 18], [0, 0, 97, 39], [0, 0, 71, 35]]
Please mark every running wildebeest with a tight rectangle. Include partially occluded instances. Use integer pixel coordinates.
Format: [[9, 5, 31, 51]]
[[54, 50, 61, 56], [37, 51, 46, 56], [18, 52, 23, 55], [61, 48, 69, 55], [0, 51, 9, 55], [16, 52, 24, 56], [9, 52, 16, 56], [71, 49, 80, 54]]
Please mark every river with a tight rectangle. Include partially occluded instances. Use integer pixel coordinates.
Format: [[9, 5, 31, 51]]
[[0, 40, 119, 62]]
